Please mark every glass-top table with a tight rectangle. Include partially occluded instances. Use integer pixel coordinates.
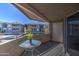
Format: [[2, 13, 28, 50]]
[[19, 39, 41, 56]]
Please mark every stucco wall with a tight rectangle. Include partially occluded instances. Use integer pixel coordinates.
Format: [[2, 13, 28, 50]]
[[33, 34, 50, 43], [52, 22, 63, 43]]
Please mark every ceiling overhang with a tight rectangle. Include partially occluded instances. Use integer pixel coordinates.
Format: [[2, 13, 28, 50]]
[[12, 3, 79, 23], [12, 3, 49, 22]]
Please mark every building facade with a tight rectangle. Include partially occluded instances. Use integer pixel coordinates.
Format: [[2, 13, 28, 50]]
[[0, 22, 49, 34], [0, 22, 24, 34], [25, 24, 49, 34]]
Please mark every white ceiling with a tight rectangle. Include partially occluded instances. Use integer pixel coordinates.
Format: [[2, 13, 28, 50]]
[[29, 3, 79, 22]]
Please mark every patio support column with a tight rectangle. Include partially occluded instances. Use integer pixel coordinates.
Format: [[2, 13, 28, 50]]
[[49, 22, 53, 41]]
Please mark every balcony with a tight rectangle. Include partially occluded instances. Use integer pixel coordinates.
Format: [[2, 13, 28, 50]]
[[0, 3, 79, 56], [0, 33, 65, 56]]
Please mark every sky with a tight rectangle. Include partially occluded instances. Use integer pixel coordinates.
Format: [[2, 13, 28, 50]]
[[0, 3, 48, 24]]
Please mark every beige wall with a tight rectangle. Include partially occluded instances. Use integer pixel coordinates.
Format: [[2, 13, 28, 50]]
[[52, 22, 63, 43]]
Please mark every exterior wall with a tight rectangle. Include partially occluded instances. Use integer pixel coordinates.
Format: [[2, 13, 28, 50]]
[[7, 24, 12, 31], [44, 24, 50, 34], [52, 22, 63, 43], [12, 25, 24, 32], [33, 34, 50, 43]]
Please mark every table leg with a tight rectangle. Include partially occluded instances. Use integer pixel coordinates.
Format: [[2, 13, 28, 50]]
[[31, 48, 34, 56], [31, 48, 39, 56], [35, 49, 39, 54]]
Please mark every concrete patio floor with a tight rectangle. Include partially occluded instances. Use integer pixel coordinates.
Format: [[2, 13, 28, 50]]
[[21, 41, 65, 56]]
